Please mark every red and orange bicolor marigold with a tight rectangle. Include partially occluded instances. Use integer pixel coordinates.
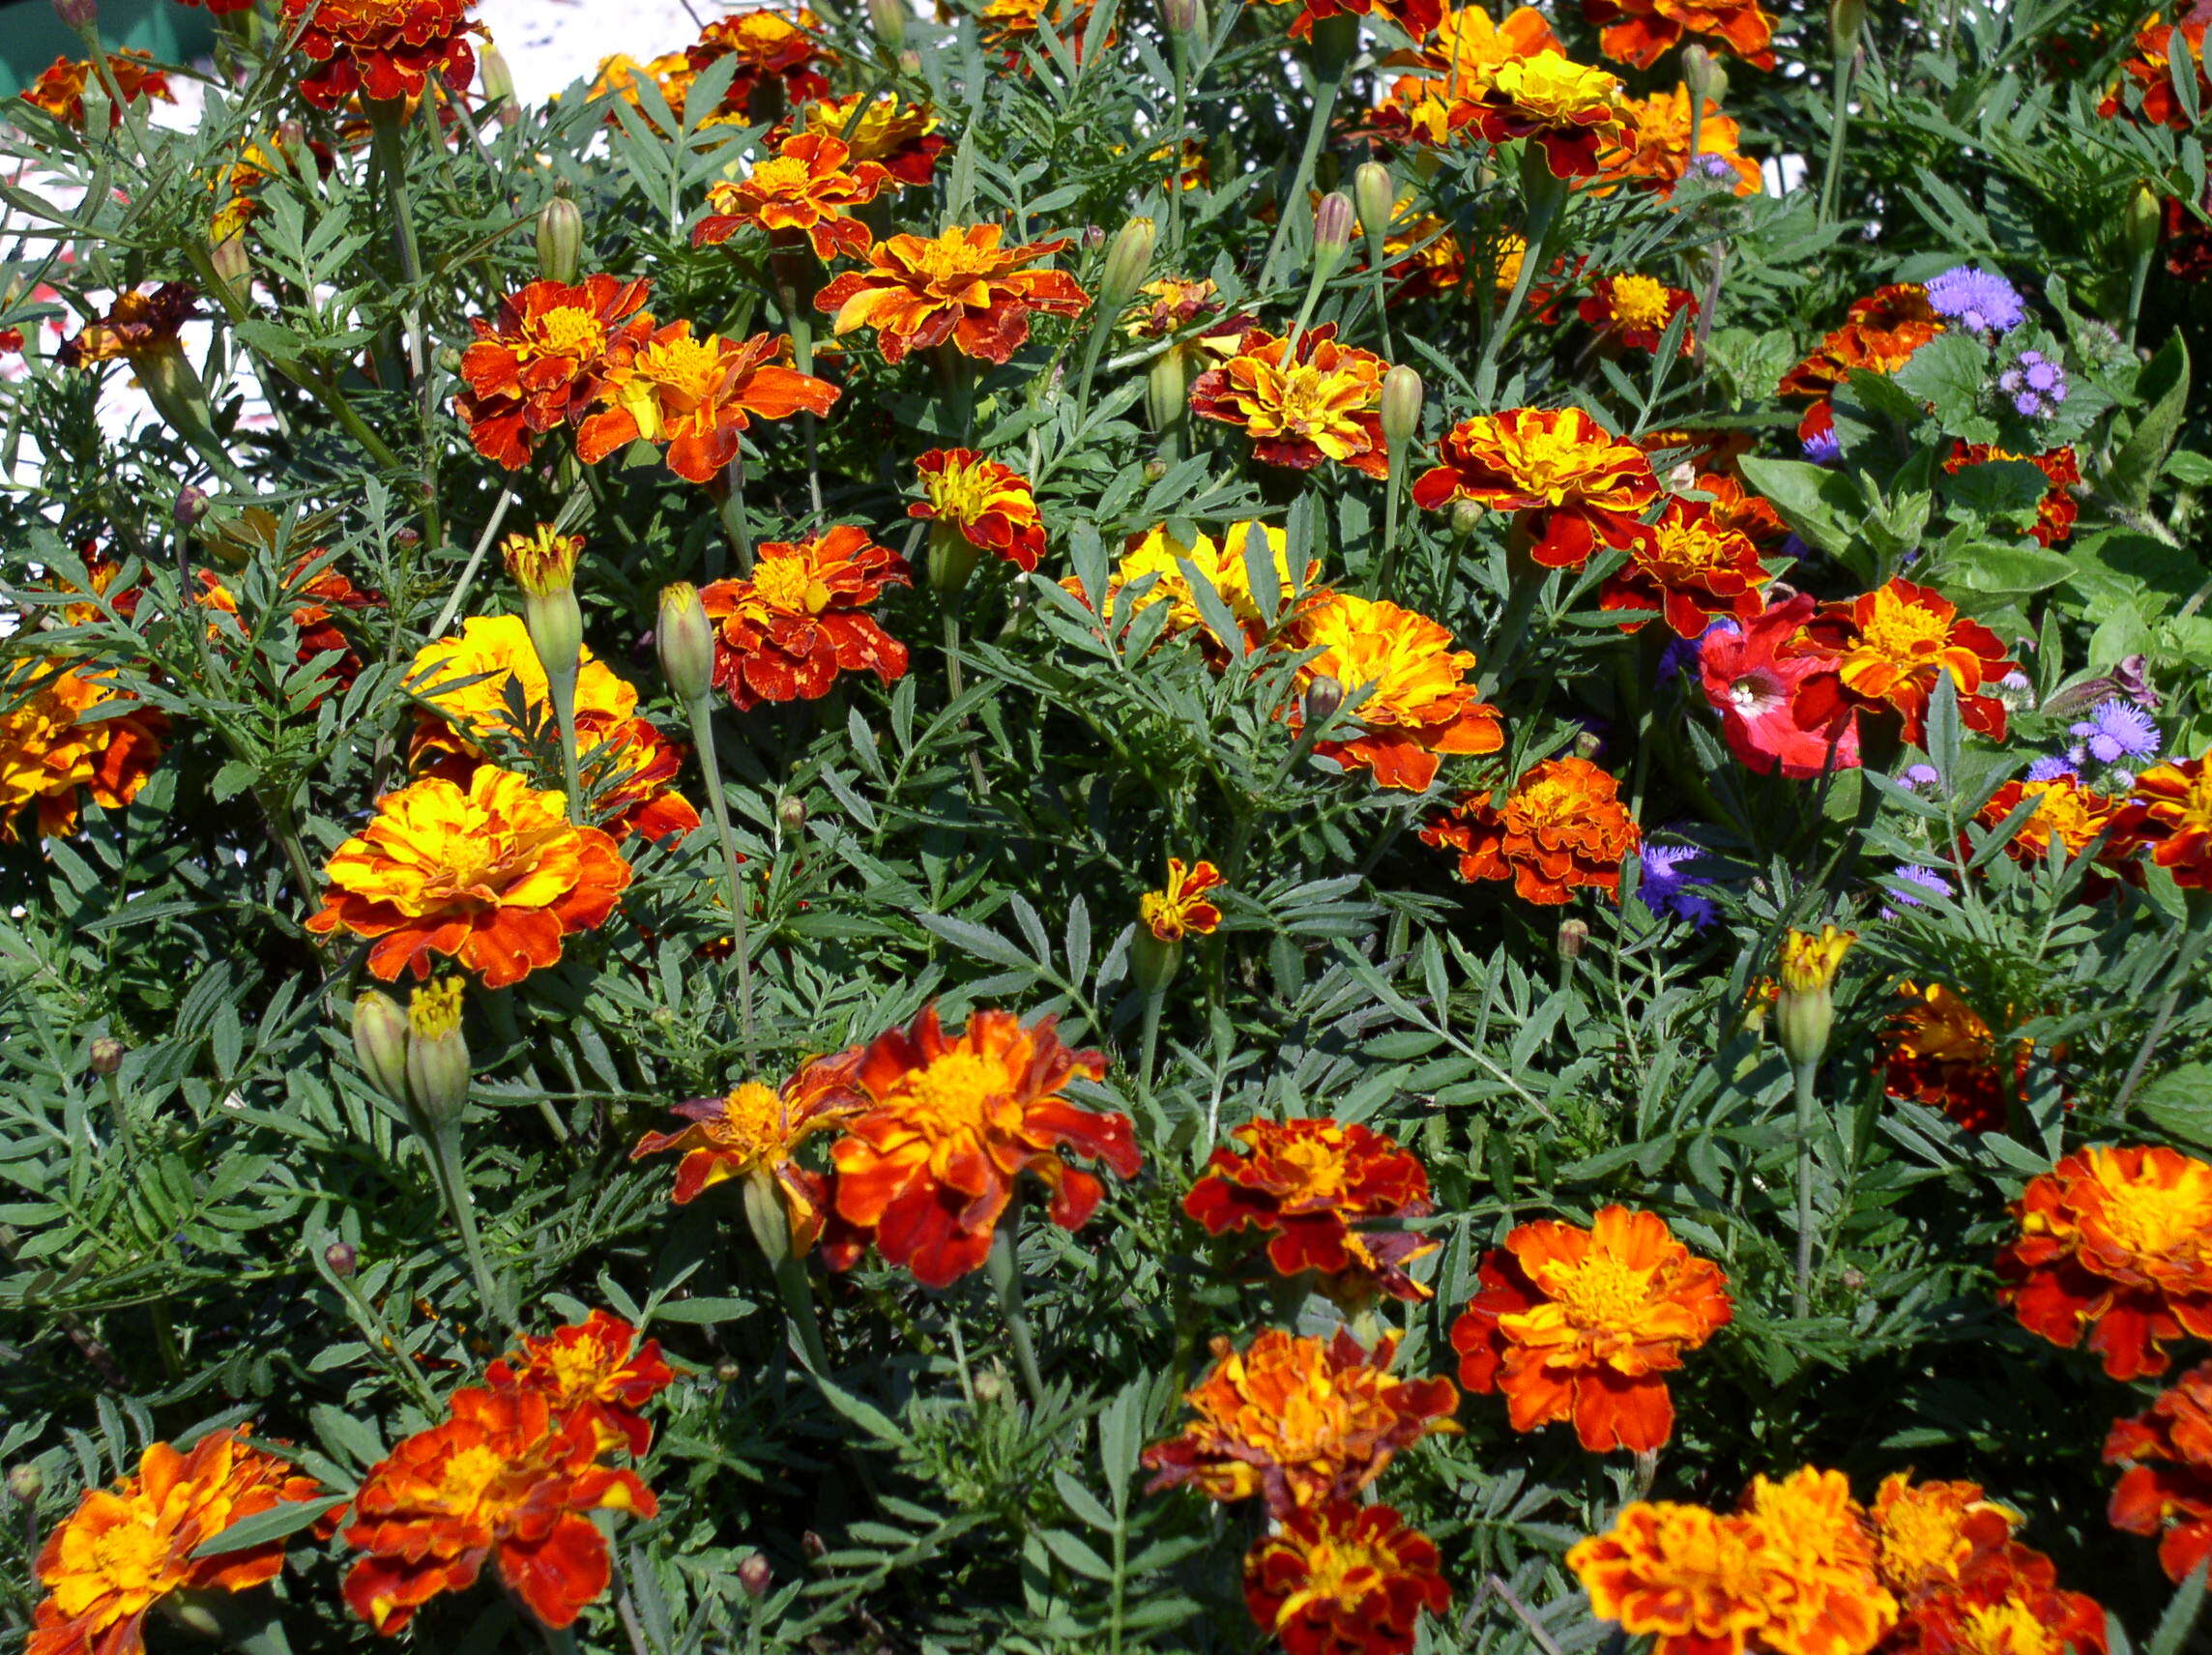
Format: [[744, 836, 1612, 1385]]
[[783, 92, 947, 187], [1976, 776, 2137, 886], [1188, 323, 1392, 479], [1243, 1501, 1451, 1655], [280, 0, 480, 111], [2114, 751, 2212, 889], [909, 449, 1048, 571], [576, 325, 837, 485], [1583, 0, 1775, 69], [1449, 1204, 1731, 1452], [1420, 755, 1642, 906], [1599, 499, 1770, 638], [2108, 1358, 2212, 1584], [1996, 1145, 2212, 1379], [30, 1429, 323, 1655], [1142, 1328, 1459, 1514], [18, 50, 173, 129], [1944, 444, 2081, 547], [457, 276, 654, 470], [1868, 1472, 2020, 1602], [1413, 407, 1660, 568], [1362, 4, 1561, 148], [484, 1311, 674, 1459], [342, 1385, 655, 1635], [2101, 16, 2212, 129], [697, 526, 913, 711], [56, 285, 198, 370], [822, 1005, 1139, 1288], [1741, 1467, 1900, 1655], [1880, 982, 2034, 1136], [1276, 0, 1444, 44], [198, 554, 384, 690], [1779, 285, 1944, 439], [686, 8, 836, 111], [306, 766, 633, 989], [1872, 1471, 2105, 1655], [1283, 593, 1503, 792], [692, 133, 894, 262], [1185, 1117, 1437, 1303], [816, 224, 1091, 364], [0, 660, 167, 843], [1452, 50, 1627, 177], [1141, 857, 1226, 941], [1793, 579, 2016, 748], [1580, 274, 1698, 354]]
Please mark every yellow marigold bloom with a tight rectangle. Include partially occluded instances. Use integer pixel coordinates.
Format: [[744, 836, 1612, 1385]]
[[408, 976, 466, 1042], [1190, 323, 1392, 479], [789, 92, 946, 185], [1780, 925, 1855, 995], [1141, 858, 1226, 941], [501, 525, 581, 598], [406, 615, 635, 748], [1285, 593, 1504, 792], [0, 662, 167, 843], [1598, 84, 1763, 196], [1570, 1501, 1774, 1655], [1073, 521, 1316, 651], [1740, 1466, 1898, 1655], [1122, 276, 1222, 340], [1867, 1471, 2018, 1598]]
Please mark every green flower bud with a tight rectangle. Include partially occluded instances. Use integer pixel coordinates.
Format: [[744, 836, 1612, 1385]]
[[352, 991, 410, 1108], [479, 44, 516, 110], [403, 979, 471, 1130], [867, 0, 909, 58], [1097, 217, 1158, 319], [1353, 161, 1396, 245], [1380, 363, 1422, 449], [1131, 926, 1182, 998], [1311, 190, 1355, 281], [2126, 186, 2164, 261], [656, 582, 716, 706], [537, 193, 583, 286], [1162, 0, 1206, 41], [928, 521, 981, 596], [1147, 346, 1192, 438], [1829, 0, 1866, 57]]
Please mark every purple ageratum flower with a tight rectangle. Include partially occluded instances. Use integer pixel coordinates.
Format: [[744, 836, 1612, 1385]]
[[2025, 753, 2081, 781], [2069, 697, 2161, 766], [1902, 763, 1941, 791], [1691, 153, 1738, 183], [1882, 862, 1955, 919], [1636, 844, 1719, 928], [1926, 266, 2025, 334], [1802, 428, 1842, 466], [1998, 350, 2068, 419]]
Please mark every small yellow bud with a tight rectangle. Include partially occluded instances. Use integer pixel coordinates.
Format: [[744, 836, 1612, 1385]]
[[2126, 187, 2164, 261], [403, 980, 472, 1128], [657, 582, 716, 705], [502, 524, 581, 598], [1775, 925, 1855, 1068]]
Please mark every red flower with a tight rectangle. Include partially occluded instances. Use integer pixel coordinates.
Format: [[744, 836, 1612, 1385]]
[[1698, 594, 1862, 779], [2101, 18, 2212, 129], [1943, 444, 2081, 547], [1582, 0, 1775, 69], [280, 0, 480, 111], [1792, 579, 2016, 748], [1420, 756, 1642, 905], [1412, 407, 1659, 569], [2108, 1358, 2212, 1584], [1599, 498, 1770, 638], [692, 132, 893, 262], [1243, 1502, 1450, 1655], [485, 1311, 675, 1459], [697, 526, 912, 710], [456, 276, 654, 470], [1579, 274, 1699, 354], [686, 9, 837, 113], [575, 325, 838, 485], [2112, 751, 2212, 889], [909, 449, 1047, 571], [816, 225, 1091, 365], [1188, 323, 1392, 479]]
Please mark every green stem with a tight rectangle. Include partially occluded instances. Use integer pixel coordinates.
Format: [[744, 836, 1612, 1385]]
[[1139, 984, 1166, 1092], [367, 100, 441, 554], [2127, 243, 2155, 349], [943, 609, 991, 798], [719, 452, 756, 572], [1365, 229, 1396, 359], [1376, 437, 1407, 595], [1791, 1059, 1818, 1319], [425, 1122, 510, 1330], [1474, 160, 1563, 406], [687, 698, 759, 1065], [986, 1218, 1048, 1411], [1259, 63, 1350, 292], [742, 1173, 830, 1373], [1817, 49, 1856, 228], [547, 665, 586, 826]]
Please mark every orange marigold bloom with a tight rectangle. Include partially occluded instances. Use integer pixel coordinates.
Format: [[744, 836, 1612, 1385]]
[[2101, 17, 2212, 129], [1278, 0, 1444, 46], [1944, 445, 2081, 547], [1583, 0, 1775, 70], [485, 1310, 674, 1458], [1243, 1501, 1450, 1655], [1185, 1117, 1437, 1302], [1598, 84, 1763, 196], [1793, 579, 2015, 747], [1880, 982, 2034, 1135], [1067, 521, 1317, 654], [1996, 1145, 2212, 1379], [816, 224, 1091, 365], [1142, 1329, 1459, 1514], [1570, 1500, 1776, 1655], [306, 766, 634, 989], [693, 133, 893, 262], [2107, 1357, 2212, 1585], [18, 50, 174, 129], [1412, 407, 1660, 569], [1375, 208, 1468, 305], [2113, 751, 2212, 889], [697, 525, 912, 711], [1123, 276, 1224, 339], [1141, 857, 1226, 942], [587, 50, 697, 131], [1599, 498, 1770, 638], [1868, 1471, 2020, 1602], [629, 1054, 865, 1250], [1779, 285, 1945, 411], [978, 0, 1113, 61], [909, 449, 1047, 571], [1581, 274, 1698, 354], [1421, 755, 1641, 906], [1452, 50, 1626, 178], [785, 92, 946, 187], [686, 8, 835, 112], [1449, 1204, 1730, 1452], [279, 0, 480, 112], [1284, 593, 1503, 792], [456, 276, 654, 471], [1740, 1466, 1898, 1655], [824, 1004, 1139, 1288], [56, 285, 198, 370], [576, 325, 838, 485], [1363, 4, 1560, 147], [30, 1429, 322, 1655], [342, 1385, 655, 1635], [1189, 323, 1391, 479], [1894, 1554, 2107, 1655], [1978, 776, 2136, 884], [0, 661, 166, 843]]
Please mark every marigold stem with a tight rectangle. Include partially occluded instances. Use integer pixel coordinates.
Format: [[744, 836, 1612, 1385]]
[[424, 1120, 511, 1330], [942, 610, 991, 798], [1259, 61, 1350, 293], [687, 696, 759, 1066], [1791, 1058, 1819, 1319], [1816, 50, 1856, 228], [546, 665, 586, 828], [986, 1219, 1048, 1411]]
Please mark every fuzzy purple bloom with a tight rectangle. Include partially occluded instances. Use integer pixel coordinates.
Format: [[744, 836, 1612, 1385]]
[[1802, 429, 1842, 465], [1636, 844, 1718, 928], [2069, 697, 2160, 765], [1881, 862, 1955, 919], [2025, 753, 2080, 782], [1902, 762, 1942, 791], [1926, 266, 2025, 334]]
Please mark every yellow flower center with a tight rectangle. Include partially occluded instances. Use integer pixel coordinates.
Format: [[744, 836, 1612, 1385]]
[[1780, 927, 1853, 994], [711, 1082, 789, 1153], [1608, 275, 1674, 334], [633, 334, 726, 408], [434, 1444, 514, 1517], [524, 305, 608, 363], [1540, 1253, 1652, 1330], [902, 1050, 1015, 1133], [2095, 1158, 2212, 1258], [748, 155, 816, 197], [751, 556, 836, 615], [1281, 1531, 1393, 1611], [1875, 1495, 1971, 1592], [537, 1340, 613, 1402], [1952, 1599, 2063, 1655], [1489, 51, 1620, 121], [1273, 1132, 1353, 1202], [924, 459, 1006, 527], [1854, 589, 1953, 667], [409, 977, 465, 1040], [1490, 421, 1621, 505], [1508, 771, 1586, 830], [85, 1516, 169, 1594]]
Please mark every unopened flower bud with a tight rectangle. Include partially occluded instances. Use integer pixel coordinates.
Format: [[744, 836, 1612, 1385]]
[[502, 524, 581, 597], [393, 527, 421, 551], [89, 1035, 125, 1077], [275, 120, 306, 155], [656, 582, 716, 706], [1308, 11, 1358, 79], [867, 0, 909, 56], [738, 1553, 773, 1597], [1840, 1266, 1866, 1291], [1380, 364, 1422, 450], [324, 1241, 357, 1277], [1450, 498, 1483, 537], [715, 1357, 743, 1382], [174, 487, 210, 528], [972, 1369, 1004, 1405], [1774, 925, 1855, 1069], [1132, 920, 1182, 998], [1311, 190, 1355, 280], [1829, 0, 1865, 56], [209, 235, 250, 305], [352, 991, 411, 1108], [536, 194, 584, 286], [1682, 44, 1726, 107], [1573, 728, 1604, 760], [1161, 0, 1205, 40], [1557, 917, 1588, 959], [1146, 347, 1192, 439], [403, 979, 471, 1128], [1302, 673, 1344, 729], [2126, 187, 2164, 261], [51, 0, 97, 31], [927, 522, 981, 595], [160, 1592, 230, 1641], [777, 795, 807, 834], [1097, 217, 1158, 318], [8, 1464, 44, 1505], [801, 1530, 829, 1561], [479, 44, 515, 109], [1353, 161, 1395, 245]]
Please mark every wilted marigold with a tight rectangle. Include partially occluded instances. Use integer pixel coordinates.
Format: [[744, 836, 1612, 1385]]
[[18, 51, 174, 129], [1142, 1328, 1459, 1514], [0, 662, 166, 843], [816, 224, 1091, 365], [1450, 1204, 1731, 1452], [306, 765, 634, 989], [30, 1429, 322, 1655], [785, 92, 946, 187], [1598, 84, 1763, 196], [1412, 406, 1660, 568], [1141, 857, 1225, 941], [824, 1004, 1139, 1288], [56, 285, 197, 370], [1284, 593, 1503, 792], [457, 276, 654, 470], [576, 325, 837, 485], [1069, 521, 1316, 653], [693, 134, 893, 262], [1600, 498, 1770, 638], [1421, 755, 1641, 906], [687, 8, 835, 112], [2101, 17, 2212, 129], [1243, 1501, 1451, 1655], [697, 525, 912, 711], [2113, 751, 2212, 889], [1997, 1145, 2212, 1379], [484, 1310, 674, 1458], [342, 1385, 655, 1635], [1189, 323, 1391, 479], [1944, 445, 2081, 547], [1793, 579, 2016, 747], [2107, 1357, 2212, 1584], [909, 449, 1047, 572], [1185, 1117, 1437, 1302], [1584, 0, 1775, 69], [1881, 983, 2033, 1135], [279, 0, 480, 111]]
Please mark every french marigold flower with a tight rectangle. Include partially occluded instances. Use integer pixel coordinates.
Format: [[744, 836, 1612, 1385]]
[[693, 133, 894, 262], [1066, 521, 1317, 653], [1184, 1117, 1437, 1303], [30, 1428, 323, 1655], [1275, 0, 1445, 46], [56, 284, 199, 369], [1774, 923, 1853, 1066], [279, 0, 481, 112], [306, 766, 634, 989], [1122, 276, 1224, 339], [1142, 1328, 1459, 1514], [1242, 1501, 1450, 1655], [1867, 1471, 2020, 1601], [485, 1310, 675, 1458], [1284, 593, 1503, 792], [1141, 857, 1226, 942], [586, 50, 698, 131], [2101, 17, 2212, 129], [456, 276, 654, 471], [697, 526, 913, 711], [686, 8, 836, 113], [1880, 982, 2036, 1135], [783, 92, 947, 187], [1580, 273, 1699, 354], [822, 1004, 1138, 1288], [0, 660, 166, 842], [1599, 499, 1770, 638], [1738, 1466, 1898, 1655], [18, 49, 173, 128], [1449, 1204, 1731, 1452], [1362, 4, 1561, 146], [2107, 1358, 2212, 1585], [1583, 0, 1776, 70], [629, 1054, 866, 1251], [1997, 1145, 2212, 1380], [815, 224, 1091, 365], [575, 325, 838, 485], [908, 449, 1048, 572], [196, 554, 384, 689], [2112, 751, 2212, 888], [1698, 595, 1862, 779], [501, 524, 581, 599], [1188, 322, 1393, 479], [1570, 1500, 1776, 1655], [1420, 755, 1641, 905], [978, 0, 1113, 61], [342, 1385, 656, 1635], [1597, 84, 1763, 196], [1779, 285, 1945, 440], [1866, 1469, 2105, 1655], [1943, 444, 2081, 546], [1792, 579, 2017, 748], [1976, 776, 2138, 886], [1454, 49, 1627, 178], [1412, 407, 1660, 569]]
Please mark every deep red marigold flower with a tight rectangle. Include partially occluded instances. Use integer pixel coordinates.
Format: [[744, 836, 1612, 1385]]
[[693, 133, 894, 262], [2113, 751, 2212, 889], [456, 276, 654, 470], [1142, 1328, 1459, 1514], [576, 325, 837, 485], [697, 526, 912, 711], [1279, 0, 1445, 45], [816, 224, 1091, 364], [0, 661, 167, 843], [342, 1385, 655, 1635], [1597, 85, 1763, 196], [1600, 498, 1770, 638], [686, 8, 835, 112], [485, 1311, 674, 1458], [629, 1054, 865, 1250], [30, 1429, 322, 1655], [19, 50, 174, 129], [1881, 982, 2035, 1135], [56, 284, 198, 370], [1243, 1501, 1450, 1655], [1867, 1471, 2020, 1602], [1188, 323, 1391, 479], [1421, 755, 1642, 906], [1580, 274, 1698, 354], [908, 449, 1047, 571], [823, 1005, 1138, 1288], [1996, 1145, 2212, 1379], [306, 766, 633, 988], [1185, 1117, 1437, 1303], [1944, 444, 2081, 546], [1412, 406, 1659, 569], [1141, 857, 1226, 941], [1792, 579, 2016, 748], [1583, 0, 1775, 69], [783, 92, 946, 187], [1284, 593, 1504, 792], [1779, 285, 1945, 443], [1698, 595, 1861, 778], [2108, 1358, 2212, 1584], [280, 0, 480, 111], [2101, 18, 2212, 129], [1449, 1204, 1731, 1452]]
